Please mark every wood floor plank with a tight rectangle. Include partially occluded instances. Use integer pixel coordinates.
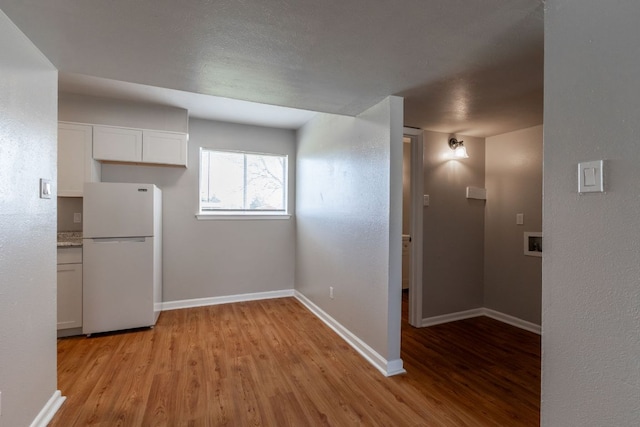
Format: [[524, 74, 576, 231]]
[[52, 295, 540, 426]]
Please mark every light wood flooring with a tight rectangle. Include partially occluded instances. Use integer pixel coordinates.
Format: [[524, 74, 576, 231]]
[[52, 295, 540, 426]]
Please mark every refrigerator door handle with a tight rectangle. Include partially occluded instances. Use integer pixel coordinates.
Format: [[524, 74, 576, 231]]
[[90, 237, 147, 243]]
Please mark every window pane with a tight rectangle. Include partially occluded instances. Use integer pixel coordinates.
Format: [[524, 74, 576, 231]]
[[212, 152, 245, 209], [246, 154, 285, 210], [200, 149, 287, 212]]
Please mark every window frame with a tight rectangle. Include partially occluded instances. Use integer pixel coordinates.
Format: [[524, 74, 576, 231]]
[[197, 147, 291, 220]]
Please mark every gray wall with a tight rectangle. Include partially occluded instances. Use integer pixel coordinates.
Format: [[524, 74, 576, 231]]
[[58, 197, 83, 231], [422, 131, 485, 317], [543, 0, 640, 425], [485, 125, 542, 324], [102, 118, 296, 301], [296, 97, 404, 361], [59, 93, 188, 133], [0, 10, 58, 426]]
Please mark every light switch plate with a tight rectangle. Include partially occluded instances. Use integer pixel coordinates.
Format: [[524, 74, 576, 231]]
[[39, 178, 52, 199], [423, 195, 430, 206], [578, 160, 604, 193], [516, 213, 524, 225]]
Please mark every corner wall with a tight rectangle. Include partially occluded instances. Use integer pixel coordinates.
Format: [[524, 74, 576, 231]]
[[422, 131, 485, 318], [295, 97, 404, 366], [0, 10, 59, 426], [543, 0, 640, 424], [485, 125, 542, 324], [101, 118, 296, 302]]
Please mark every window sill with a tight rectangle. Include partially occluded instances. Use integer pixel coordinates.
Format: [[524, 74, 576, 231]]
[[196, 212, 292, 220]]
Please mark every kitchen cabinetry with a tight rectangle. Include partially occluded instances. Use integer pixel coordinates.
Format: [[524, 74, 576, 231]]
[[58, 122, 101, 197], [57, 247, 83, 335], [93, 125, 143, 163], [143, 130, 188, 166], [93, 125, 188, 167]]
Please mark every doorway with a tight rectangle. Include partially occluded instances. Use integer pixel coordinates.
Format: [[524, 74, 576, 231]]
[[402, 127, 423, 328]]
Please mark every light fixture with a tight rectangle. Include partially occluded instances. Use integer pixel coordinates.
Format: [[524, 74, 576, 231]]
[[448, 137, 469, 159]]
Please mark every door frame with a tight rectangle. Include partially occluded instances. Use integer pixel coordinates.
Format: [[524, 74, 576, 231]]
[[403, 127, 424, 327]]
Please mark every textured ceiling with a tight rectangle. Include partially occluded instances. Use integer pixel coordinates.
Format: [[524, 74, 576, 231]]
[[0, 0, 544, 136]]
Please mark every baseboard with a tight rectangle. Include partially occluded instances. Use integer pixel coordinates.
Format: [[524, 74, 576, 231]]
[[483, 308, 541, 335], [421, 307, 541, 335], [421, 308, 485, 327], [294, 291, 405, 377], [30, 390, 66, 427], [161, 289, 295, 311]]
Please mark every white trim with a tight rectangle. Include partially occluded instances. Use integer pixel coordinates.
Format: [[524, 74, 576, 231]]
[[30, 390, 66, 427], [483, 308, 542, 335], [294, 291, 406, 377], [421, 308, 485, 327], [196, 213, 291, 220], [161, 289, 295, 311], [386, 358, 406, 376], [421, 307, 541, 335]]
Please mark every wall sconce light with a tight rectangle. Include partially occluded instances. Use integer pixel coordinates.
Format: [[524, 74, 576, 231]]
[[448, 137, 469, 159]]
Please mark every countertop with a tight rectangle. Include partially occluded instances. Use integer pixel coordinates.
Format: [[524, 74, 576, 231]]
[[57, 231, 83, 247]]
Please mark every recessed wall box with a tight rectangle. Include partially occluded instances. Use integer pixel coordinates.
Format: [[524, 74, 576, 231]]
[[466, 186, 487, 200]]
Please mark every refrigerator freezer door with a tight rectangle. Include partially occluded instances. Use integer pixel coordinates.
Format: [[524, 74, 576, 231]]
[[84, 182, 156, 238], [83, 237, 156, 334]]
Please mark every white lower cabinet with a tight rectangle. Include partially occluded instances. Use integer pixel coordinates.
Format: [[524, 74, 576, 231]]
[[57, 248, 83, 333]]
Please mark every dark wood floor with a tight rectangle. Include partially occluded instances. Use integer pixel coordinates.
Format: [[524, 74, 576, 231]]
[[52, 294, 540, 426]]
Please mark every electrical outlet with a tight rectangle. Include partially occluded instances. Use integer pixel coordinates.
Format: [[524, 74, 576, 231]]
[[73, 212, 82, 223], [329, 286, 334, 299]]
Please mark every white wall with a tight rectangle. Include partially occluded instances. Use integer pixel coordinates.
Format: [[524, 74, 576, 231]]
[[0, 10, 59, 426], [485, 125, 542, 324], [421, 131, 486, 318], [295, 96, 404, 364], [102, 118, 296, 301], [59, 93, 188, 133], [543, 0, 640, 425]]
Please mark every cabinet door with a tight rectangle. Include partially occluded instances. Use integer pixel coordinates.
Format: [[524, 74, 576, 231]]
[[93, 125, 143, 162], [57, 263, 83, 330], [58, 123, 100, 196], [142, 130, 188, 166]]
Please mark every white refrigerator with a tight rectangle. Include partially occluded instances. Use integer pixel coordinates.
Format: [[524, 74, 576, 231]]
[[82, 182, 162, 335]]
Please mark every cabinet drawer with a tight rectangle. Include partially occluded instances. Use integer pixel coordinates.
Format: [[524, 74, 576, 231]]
[[57, 247, 82, 264]]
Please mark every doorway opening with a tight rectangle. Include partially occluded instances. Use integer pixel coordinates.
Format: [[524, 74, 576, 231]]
[[402, 127, 424, 328]]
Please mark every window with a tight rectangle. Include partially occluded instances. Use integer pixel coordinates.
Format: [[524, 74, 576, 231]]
[[199, 149, 288, 216]]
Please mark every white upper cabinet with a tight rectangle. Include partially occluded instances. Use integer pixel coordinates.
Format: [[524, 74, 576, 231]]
[[58, 122, 101, 197], [93, 125, 143, 162], [92, 125, 188, 167], [143, 130, 188, 166]]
